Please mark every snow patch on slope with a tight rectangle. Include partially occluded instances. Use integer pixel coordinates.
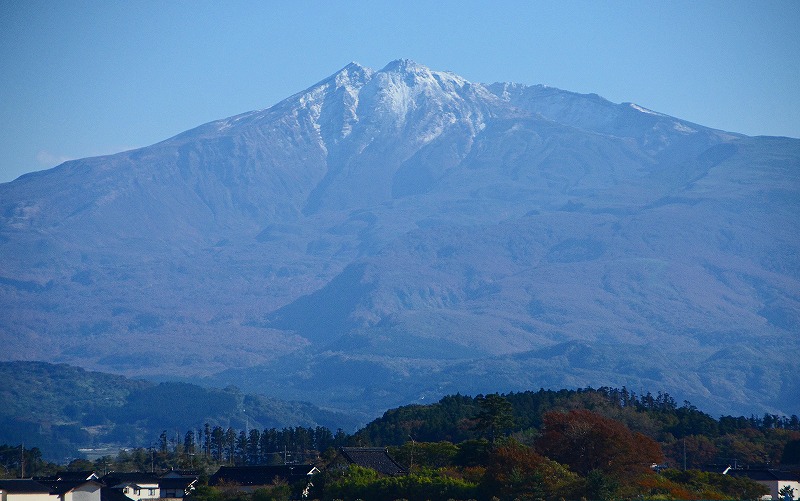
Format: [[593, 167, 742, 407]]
[[672, 122, 697, 134], [629, 103, 663, 116]]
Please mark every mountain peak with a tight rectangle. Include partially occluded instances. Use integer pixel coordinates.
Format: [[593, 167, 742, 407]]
[[378, 59, 468, 87], [380, 58, 427, 73], [329, 61, 374, 88]]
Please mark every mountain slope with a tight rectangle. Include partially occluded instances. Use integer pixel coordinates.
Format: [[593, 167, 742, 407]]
[[1, 60, 798, 417]]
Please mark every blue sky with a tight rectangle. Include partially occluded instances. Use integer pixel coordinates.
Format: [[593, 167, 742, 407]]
[[1, 0, 798, 183]]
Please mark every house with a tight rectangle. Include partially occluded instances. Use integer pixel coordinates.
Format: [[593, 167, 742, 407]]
[[39, 481, 102, 501], [0, 479, 102, 501], [155, 472, 198, 499], [100, 474, 159, 501], [328, 447, 407, 477], [0, 480, 54, 501], [729, 469, 800, 500], [209, 465, 319, 492], [155, 478, 196, 500]]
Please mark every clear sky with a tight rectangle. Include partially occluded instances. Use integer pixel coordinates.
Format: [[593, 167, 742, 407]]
[[1, 0, 798, 183]]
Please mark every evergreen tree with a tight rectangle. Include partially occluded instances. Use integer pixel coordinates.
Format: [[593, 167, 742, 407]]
[[475, 393, 514, 446]]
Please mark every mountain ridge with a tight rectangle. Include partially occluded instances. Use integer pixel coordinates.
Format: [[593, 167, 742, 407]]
[[1, 60, 798, 417]]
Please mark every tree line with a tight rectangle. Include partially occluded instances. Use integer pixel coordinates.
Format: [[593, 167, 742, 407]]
[[169, 425, 350, 466], [355, 386, 800, 470]]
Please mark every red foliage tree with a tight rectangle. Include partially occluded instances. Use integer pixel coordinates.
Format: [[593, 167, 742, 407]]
[[536, 409, 663, 477], [482, 441, 578, 500]]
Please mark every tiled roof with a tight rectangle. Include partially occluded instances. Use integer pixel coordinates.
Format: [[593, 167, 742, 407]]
[[339, 447, 406, 476], [729, 469, 800, 481], [0, 480, 52, 493], [39, 480, 102, 495], [56, 471, 98, 481], [158, 478, 197, 490], [101, 472, 159, 486], [210, 465, 317, 486], [159, 470, 200, 479]]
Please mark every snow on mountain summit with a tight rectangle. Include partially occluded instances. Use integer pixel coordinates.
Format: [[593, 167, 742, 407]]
[[274, 60, 504, 152], [191, 59, 736, 158]]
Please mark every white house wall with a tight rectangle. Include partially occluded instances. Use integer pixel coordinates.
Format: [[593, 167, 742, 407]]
[[1, 492, 59, 501], [768, 480, 800, 501], [121, 485, 159, 501], [62, 484, 101, 501]]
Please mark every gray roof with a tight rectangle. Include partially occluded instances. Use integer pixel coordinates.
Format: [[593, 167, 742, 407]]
[[39, 480, 102, 495], [210, 465, 317, 486], [0, 480, 52, 493], [56, 471, 98, 481], [338, 447, 406, 476], [101, 472, 159, 486], [158, 478, 197, 490], [729, 469, 800, 481]]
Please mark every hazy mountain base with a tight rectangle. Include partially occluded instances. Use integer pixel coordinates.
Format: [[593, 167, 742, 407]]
[[0, 361, 359, 461], [1, 60, 798, 418], [209, 339, 800, 421]]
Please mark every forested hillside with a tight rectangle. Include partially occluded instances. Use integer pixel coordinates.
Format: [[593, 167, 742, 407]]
[[356, 388, 800, 470], [0, 361, 358, 461]]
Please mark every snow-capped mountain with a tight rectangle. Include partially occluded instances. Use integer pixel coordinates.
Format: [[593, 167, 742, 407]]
[[1, 60, 798, 418]]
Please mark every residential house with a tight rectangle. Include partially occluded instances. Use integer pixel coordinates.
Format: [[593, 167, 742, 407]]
[[100, 474, 159, 501], [1, 478, 102, 501], [153, 471, 198, 500], [729, 469, 800, 500], [39, 481, 102, 501], [155, 478, 196, 500]]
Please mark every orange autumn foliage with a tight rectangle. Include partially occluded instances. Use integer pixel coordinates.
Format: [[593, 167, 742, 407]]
[[536, 409, 664, 477]]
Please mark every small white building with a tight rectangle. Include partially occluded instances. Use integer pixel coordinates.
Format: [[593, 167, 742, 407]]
[[111, 483, 157, 501], [100, 474, 159, 501]]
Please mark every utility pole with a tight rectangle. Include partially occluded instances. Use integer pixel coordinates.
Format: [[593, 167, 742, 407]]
[[408, 436, 416, 474], [683, 438, 686, 471], [20, 443, 24, 478]]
